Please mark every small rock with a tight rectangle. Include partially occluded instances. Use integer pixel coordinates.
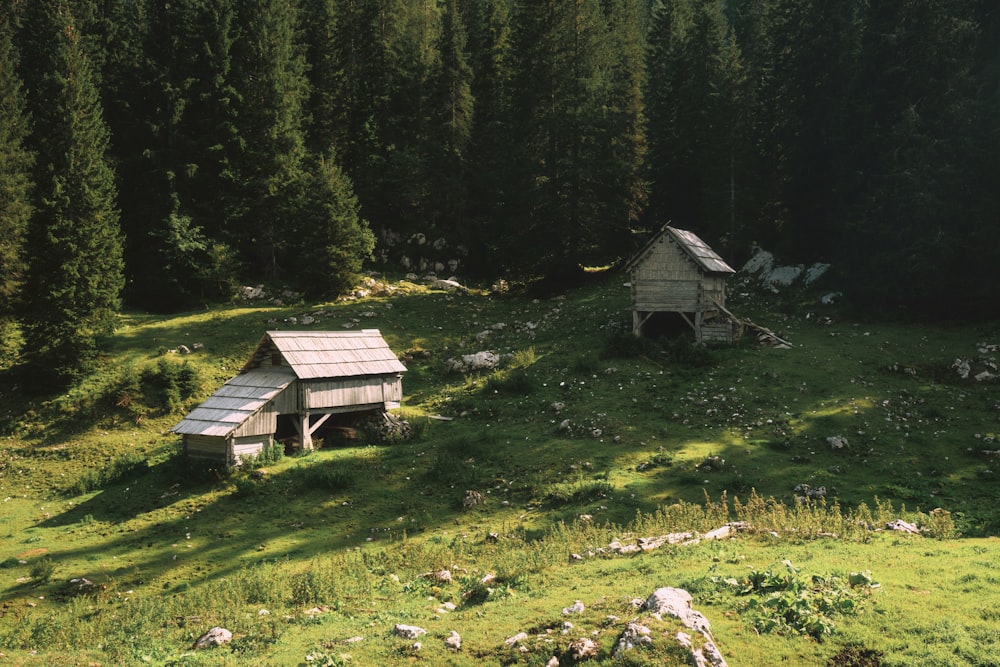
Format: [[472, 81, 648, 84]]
[[826, 435, 849, 450], [394, 624, 427, 640], [886, 519, 920, 535], [445, 630, 462, 651], [193, 627, 232, 650], [562, 600, 585, 615], [567, 637, 598, 661], [505, 632, 529, 647]]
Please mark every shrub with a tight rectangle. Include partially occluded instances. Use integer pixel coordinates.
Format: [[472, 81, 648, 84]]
[[30, 557, 56, 586], [64, 451, 148, 496]]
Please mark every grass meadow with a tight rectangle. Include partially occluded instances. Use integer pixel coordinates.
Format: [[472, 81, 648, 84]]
[[1, 271, 999, 665]]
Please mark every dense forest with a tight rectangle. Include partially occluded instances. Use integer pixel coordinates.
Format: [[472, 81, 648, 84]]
[[1, 0, 998, 383]]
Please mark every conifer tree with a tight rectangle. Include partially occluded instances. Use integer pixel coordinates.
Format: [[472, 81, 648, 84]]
[[428, 0, 474, 233], [465, 0, 514, 274], [228, 0, 310, 278], [506, 0, 634, 277], [0, 21, 33, 365], [18, 2, 124, 384], [646, 0, 745, 248]]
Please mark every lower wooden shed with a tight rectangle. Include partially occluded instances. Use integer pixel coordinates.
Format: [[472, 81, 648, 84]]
[[171, 330, 407, 466]]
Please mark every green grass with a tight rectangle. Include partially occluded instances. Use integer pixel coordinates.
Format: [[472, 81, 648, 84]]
[[1, 272, 999, 664]]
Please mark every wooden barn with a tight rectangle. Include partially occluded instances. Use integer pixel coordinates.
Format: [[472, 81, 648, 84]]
[[625, 225, 740, 343], [171, 330, 407, 466]]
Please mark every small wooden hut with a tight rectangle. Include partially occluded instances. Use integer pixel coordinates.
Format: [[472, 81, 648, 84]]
[[625, 225, 739, 343], [171, 330, 407, 465]]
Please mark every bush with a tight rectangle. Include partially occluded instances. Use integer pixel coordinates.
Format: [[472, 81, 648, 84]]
[[64, 452, 148, 496], [30, 557, 56, 586]]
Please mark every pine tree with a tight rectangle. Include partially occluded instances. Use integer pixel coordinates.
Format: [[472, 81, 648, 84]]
[[18, 2, 124, 385], [646, 0, 745, 249], [228, 0, 310, 278], [0, 21, 33, 366], [465, 0, 514, 275], [505, 0, 635, 277], [289, 154, 375, 298], [427, 0, 474, 236]]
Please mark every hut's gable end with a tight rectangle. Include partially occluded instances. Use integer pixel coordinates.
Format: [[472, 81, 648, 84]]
[[626, 225, 738, 343]]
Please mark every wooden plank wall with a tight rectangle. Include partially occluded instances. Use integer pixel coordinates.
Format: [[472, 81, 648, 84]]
[[232, 404, 279, 439], [232, 435, 271, 463], [305, 376, 392, 410], [183, 434, 228, 461], [631, 238, 703, 311]]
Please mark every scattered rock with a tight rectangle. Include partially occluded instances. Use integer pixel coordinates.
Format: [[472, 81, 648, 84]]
[[562, 600, 585, 615], [567, 637, 599, 661], [394, 624, 427, 640], [446, 351, 500, 373], [422, 569, 452, 583], [445, 630, 462, 651], [505, 632, 529, 647], [886, 519, 920, 535], [613, 622, 653, 655], [827, 435, 849, 450], [432, 279, 466, 293], [463, 490, 485, 509], [193, 627, 233, 650]]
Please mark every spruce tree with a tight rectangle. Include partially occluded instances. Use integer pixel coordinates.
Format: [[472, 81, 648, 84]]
[[0, 21, 33, 366], [428, 0, 474, 236], [18, 1, 124, 385]]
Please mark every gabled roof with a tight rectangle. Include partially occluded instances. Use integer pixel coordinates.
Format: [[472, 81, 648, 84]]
[[246, 330, 407, 380], [170, 368, 295, 437], [626, 225, 735, 275], [171, 330, 407, 439]]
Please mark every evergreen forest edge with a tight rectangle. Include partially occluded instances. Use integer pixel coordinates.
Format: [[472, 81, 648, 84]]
[[1, 0, 1000, 386]]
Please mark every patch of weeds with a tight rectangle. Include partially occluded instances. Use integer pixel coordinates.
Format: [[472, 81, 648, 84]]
[[300, 463, 355, 493], [715, 561, 879, 639], [636, 448, 673, 471], [827, 643, 884, 667], [602, 330, 654, 359], [460, 574, 513, 606], [304, 648, 351, 666], [545, 479, 614, 506], [30, 557, 56, 586], [919, 507, 956, 539], [484, 367, 535, 395], [660, 337, 717, 368], [64, 451, 149, 496]]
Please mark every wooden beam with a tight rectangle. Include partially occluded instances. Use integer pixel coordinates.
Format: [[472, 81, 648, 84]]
[[307, 412, 333, 436]]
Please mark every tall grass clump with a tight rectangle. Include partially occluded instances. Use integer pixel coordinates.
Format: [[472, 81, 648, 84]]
[[64, 451, 148, 496]]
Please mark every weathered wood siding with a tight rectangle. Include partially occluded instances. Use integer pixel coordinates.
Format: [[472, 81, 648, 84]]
[[270, 383, 298, 414], [232, 434, 271, 463], [302, 376, 401, 411], [183, 434, 229, 461], [631, 237, 703, 312], [699, 275, 727, 309], [232, 404, 278, 438]]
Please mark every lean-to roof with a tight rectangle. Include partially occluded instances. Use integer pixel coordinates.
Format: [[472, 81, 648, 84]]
[[170, 368, 294, 437]]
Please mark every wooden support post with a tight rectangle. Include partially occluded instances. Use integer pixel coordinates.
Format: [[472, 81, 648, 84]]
[[299, 411, 313, 450]]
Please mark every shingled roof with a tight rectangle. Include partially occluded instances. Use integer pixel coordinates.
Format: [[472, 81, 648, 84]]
[[171, 330, 406, 439], [171, 368, 295, 437], [244, 330, 408, 379], [626, 225, 735, 275]]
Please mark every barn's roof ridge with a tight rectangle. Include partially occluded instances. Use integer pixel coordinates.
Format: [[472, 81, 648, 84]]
[[244, 329, 408, 379], [626, 225, 735, 275]]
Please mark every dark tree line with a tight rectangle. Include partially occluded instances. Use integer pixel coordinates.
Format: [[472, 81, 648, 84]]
[[1, 0, 998, 383]]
